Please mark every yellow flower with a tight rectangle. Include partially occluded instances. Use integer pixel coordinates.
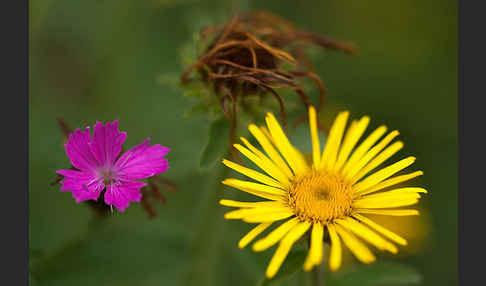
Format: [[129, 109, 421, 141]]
[[220, 106, 427, 278]]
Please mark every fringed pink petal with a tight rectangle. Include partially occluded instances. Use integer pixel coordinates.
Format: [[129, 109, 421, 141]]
[[64, 127, 99, 172], [56, 169, 104, 202], [114, 138, 170, 180], [90, 120, 127, 167], [104, 180, 146, 212]]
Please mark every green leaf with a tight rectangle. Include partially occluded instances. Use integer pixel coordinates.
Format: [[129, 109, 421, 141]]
[[257, 248, 307, 286], [200, 117, 230, 170], [328, 261, 422, 286]]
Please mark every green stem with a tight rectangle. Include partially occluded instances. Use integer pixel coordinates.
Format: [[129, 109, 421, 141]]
[[312, 264, 324, 286], [184, 159, 231, 286]]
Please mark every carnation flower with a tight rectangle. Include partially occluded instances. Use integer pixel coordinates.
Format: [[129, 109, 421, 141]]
[[56, 120, 170, 212]]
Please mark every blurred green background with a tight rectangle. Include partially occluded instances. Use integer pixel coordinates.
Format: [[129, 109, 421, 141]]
[[29, 0, 457, 285]]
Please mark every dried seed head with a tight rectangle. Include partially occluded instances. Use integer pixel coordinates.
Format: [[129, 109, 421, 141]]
[[181, 11, 357, 155]]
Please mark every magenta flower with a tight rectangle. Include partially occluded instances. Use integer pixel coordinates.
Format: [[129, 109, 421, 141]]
[[56, 120, 170, 212]]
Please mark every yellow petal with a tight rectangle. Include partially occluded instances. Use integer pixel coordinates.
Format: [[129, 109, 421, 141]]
[[357, 171, 424, 196], [378, 187, 428, 195], [334, 224, 375, 263], [356, 190, 422, 202], [243, 211, 294, 223], [222, 179, 286, 197], [352, 157, 416, 193], [354, 189, 423, 206], [353, 197, 419, 209], [248, 125, 294, 179], [353, 214, 407, 245], [356, 209, 419, 216], [308, 106, 321, 167], [344, 130, 399, 180], [266, 113, 310, 175], [341, 126, 388, 175], [260, 126, 275, 145], [238, 222, 273, 248], [253, 218, 300, 251], [222, 185, 283, 201], [222, 159, 284, 189], [266, 222, 311, 278], [327, 224, 342, 271], [334, 116, 370, 172], [320, 111, 349, 170], [336, 218, 397, 253], [224, 205, 291, 219], [219, 199, 281, 208], [234, 143, 290, 186], [350, 141, 404, 184], [353, 199, 419, 209], [303, 222, 324, 271]]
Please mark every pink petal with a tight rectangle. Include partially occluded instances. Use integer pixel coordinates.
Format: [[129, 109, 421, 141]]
[[90, 120, 127, 167], [104, 180, 146, 212], [64, 127, 99, 172], [114, 138, 170, 180], [56, 169, 104, 203]]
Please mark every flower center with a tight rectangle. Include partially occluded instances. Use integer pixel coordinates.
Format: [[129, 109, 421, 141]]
[[98, 168, 117, 186], [288, 171, 353, 223]]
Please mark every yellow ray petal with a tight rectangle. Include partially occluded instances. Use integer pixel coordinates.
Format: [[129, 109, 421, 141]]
[[319, 111, 349, 170], [241, 136, 293, 181], [292, 146, 309, 168], [353, 214, 407, 245], [308, 106, 321, 167], [221, 179, 284, 201], [354, 187, 427, 200], [243, 211, 294, 223], [234, 143, 289, 185], [303, 222, 324, 271], [334, 116, 370, 172], [266, 222, 311, 278], [224, 186, 283, 201], [222, 159, 284, 189], [253, 218, 300, 251], [266, 113, 310, 175], [336, 218, 397, 253], [357, 171, 424, 196], [350, 141, 404, 184], [222, 179, 287, 197], [238, 222, 273, 248], [354, 189, 423, 206], [356, 190, 423, 202], [224, 205, 291, 219], [356, 209, 419, 216], [352, 157, 416, 193], [341, 126, 388, 175], [353, 197, 419, 209], [260, 126, 275, 145], [354, 199, 419, 209], [327, 224, 342, 271], [249, 124, 294, 179], [334, 224, 375, 264], [380, 187, 428, 195], [342, 121, 358, 151], [344, 131, 400, 180], [219, 199, 283, 208]]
